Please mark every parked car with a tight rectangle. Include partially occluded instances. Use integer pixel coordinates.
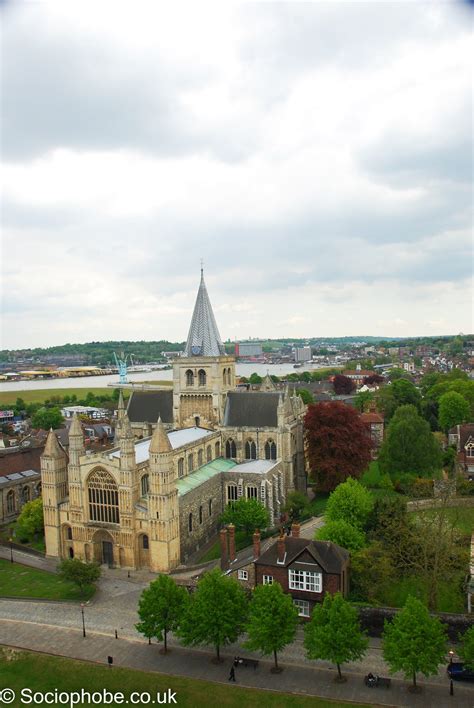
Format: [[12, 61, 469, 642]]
[[447, 662, 474, 682]]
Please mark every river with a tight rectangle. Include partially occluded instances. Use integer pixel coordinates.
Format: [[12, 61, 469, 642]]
[[0, 362, 321, 393]]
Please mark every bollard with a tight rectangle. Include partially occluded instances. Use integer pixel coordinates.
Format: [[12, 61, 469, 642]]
[[450, 679, 454, 696]]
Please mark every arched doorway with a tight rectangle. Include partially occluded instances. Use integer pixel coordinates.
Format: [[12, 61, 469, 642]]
[[92, 529, 115, 567]]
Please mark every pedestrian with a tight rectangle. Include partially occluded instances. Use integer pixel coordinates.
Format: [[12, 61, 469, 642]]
[[228, 666, 236, 682]]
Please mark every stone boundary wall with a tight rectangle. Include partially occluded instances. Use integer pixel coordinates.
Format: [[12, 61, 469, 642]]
[[0, 540, 45, 558], [407, 496, 474, 511], [357, 606, 473, 641]]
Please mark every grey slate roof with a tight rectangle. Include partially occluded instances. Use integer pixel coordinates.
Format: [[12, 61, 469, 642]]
[[255, 537, 349, 574], [223, 391, 280, 428], [127, 390, 173, 424], [183, 271, 225, 357]]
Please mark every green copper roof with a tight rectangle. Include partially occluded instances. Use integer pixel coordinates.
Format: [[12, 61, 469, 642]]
[[177, 457, 236, 496]]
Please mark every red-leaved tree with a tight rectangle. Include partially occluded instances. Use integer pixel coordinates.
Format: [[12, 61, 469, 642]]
[[305, 402, 373, 492], [333, 374, 355, 395]]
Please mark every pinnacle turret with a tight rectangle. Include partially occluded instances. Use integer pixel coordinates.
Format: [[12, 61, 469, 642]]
[[149, 417, 172, 454], [43, 429, 65, 458], [183, 269, 225, 357]]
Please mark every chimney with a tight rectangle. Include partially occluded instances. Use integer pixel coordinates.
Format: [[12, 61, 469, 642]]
[[220, 528, 228, 570], [291, 522, 300, 538], [228, 523, 236, 563], [253, 529, 261, 559], [277, 528, 286, 564]]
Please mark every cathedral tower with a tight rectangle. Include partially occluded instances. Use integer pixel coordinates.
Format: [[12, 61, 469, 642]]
[[173, 269, 235, 428], [147, 417, 180, 571], [41, 429, 67, 558], [68, 413, 85, 520]]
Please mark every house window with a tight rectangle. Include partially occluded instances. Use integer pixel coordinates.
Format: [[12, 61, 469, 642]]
[[140, 474, 149, 496], [6, 490, 15, 514], [198, 449, 203, 467], [262, 575, 273, 585], [238, 569, 248, 581], [245, 440, 257, 460], [226, 439, 236, 459], [186, 369, 194, 386], [178, 458, 184, 478], [466, 444, 474, 458], [198, 369, 206, 386], [199, 505, 203, 524], [188, 453, 194, 472], [88, 469, 120, 524], [227, 484, 238, 506], [246, 485, 258, 499], [142, 535, 149, 550], [265, 440, 277, 460], [293, 599, 310, 617], [289, 569, 322, 593], [206, 445, 212, 462], [188, 513, 193, 533]]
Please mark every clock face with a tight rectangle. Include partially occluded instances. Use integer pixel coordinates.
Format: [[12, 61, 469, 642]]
[[191, 345, 202, 356]]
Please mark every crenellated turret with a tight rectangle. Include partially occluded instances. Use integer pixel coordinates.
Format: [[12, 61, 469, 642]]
[[41, 429, 67, 558], [68, 413, 85, 512]]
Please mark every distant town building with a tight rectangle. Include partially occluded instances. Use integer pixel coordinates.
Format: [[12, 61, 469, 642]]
[[294, 346, 312, 363], [61, 406, 109, 420], [235, 342, 263, 358]]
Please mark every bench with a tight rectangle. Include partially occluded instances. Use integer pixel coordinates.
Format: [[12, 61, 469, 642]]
[[364, 675, 391, 689], [234, 656, 259, 670]]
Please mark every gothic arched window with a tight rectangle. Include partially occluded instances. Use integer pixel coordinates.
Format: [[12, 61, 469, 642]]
[[140, 474, 149, 497], [227, 484, 238, 506], [206, 445, 212, 462], [226, 438, 236, 459], [22, 486, 30, 503], [178, 458, 184, 478], [246, 485, 258, 499], [245, 439, 257, 460], [87, 469, 119, 524], [186, 369, 194, 386], [215, 441, 220, 457], [188, 453, 194, 472], [198, 449, 203, 467], [142, 534, 149, 550], [198, 369, 206, 386], [265, 440, 277, 460], [6, 490, 15, 514], [67, 526, 73, 540]]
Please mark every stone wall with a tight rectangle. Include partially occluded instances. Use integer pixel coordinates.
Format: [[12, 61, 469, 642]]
[[178, 474, 224, 561], [357, 605, 472, 641]]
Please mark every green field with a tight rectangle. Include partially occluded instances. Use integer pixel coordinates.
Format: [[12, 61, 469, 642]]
[[0, 559, 95, 601], [0, 649, 370, 708], [425, 505, 474, 536], [0, 383, 171, 406]]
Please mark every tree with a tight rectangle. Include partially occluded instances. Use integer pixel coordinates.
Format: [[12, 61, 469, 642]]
[[305, 402, 373, 492], [304, 592, 368, 681], [283, 491, 308, 521], [245, 582, 298, 672], [382, 595, 447, 690], [297, 388, 314, 405], [325, 477, 374, 530], [220, 498, 270, 535], [249, 373, 263, 384], [350, 541, 395, 603], [15, 498, 44, 541], [58, 559, 101, 596], [31, 406, 63, 430], [354, 391, 373, 412], [365, 495, 409, 549], [136, 575, 189, 653], [438, 391, 470, 432], [333, 374, 355, 395], [178, 568, 248, 662], [378, 405, 442, 479], [391, 379, 421, 409], [315, 520, 366, 552], [459, 626, 474, 670]]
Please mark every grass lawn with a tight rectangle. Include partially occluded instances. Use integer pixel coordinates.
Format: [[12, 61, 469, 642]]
[[380, 573, 466, 614], [424, 505, 474, 536], [0, 559, 95, 601], [0, 649, 370, 708]]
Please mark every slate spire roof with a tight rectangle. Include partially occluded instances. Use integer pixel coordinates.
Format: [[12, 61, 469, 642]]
[[183, 269, 225, 357]]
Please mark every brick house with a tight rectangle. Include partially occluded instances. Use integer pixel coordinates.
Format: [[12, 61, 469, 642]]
[[223, 525, 349, 618], [360, 410, 384, 456], [448, 423, 474, 480]]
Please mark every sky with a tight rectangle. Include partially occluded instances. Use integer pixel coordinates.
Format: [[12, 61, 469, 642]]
[[1, 0, 473, 349]]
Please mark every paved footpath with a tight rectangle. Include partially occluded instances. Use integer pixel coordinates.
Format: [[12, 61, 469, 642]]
[[1, 619, 473, 708]]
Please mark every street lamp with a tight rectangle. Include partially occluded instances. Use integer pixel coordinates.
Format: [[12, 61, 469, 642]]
[[449, 650, 454, 665], [9, 537, 13, 563], [80, 603, 86, 638]]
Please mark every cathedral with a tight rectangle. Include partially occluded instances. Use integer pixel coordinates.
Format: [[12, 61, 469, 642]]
[[41, 271, 307, 572]]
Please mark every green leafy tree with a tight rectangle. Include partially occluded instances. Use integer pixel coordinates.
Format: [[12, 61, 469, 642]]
[[245, 582, 298, 672], [382, 595, 447, 690], [249, 373, 263, 384], [283, 491, 308, 521], [326, 477, 374, 530], [31, 406, 63, 430], [350, 541, 395, 603], [316, 520, 366, 552], [178, 568, 248, 662], [304, 592, 368, 681], [58, 559, 101, 596], [365, 495, 409, 550], [459, 626, 474, 670], [221, 498, 270, 535], [391, 378, 421, 409], [297, 388, 314, 405], [378, 405, 442, 479], [136, 575, 189, 653], [438, 391, 470, 432], [354, 391, 373, 412], [15, 498, 44, 541]]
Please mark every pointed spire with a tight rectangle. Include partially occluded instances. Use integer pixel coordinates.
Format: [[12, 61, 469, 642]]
[[260, 372, 276, 392], [183, 269, 225, 357], [117, 411, 133, 440], [117, 390, 125, 419], [149, 416, 172, 454], [69, 413, 83, 438], [43, 428, 64, 458]]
